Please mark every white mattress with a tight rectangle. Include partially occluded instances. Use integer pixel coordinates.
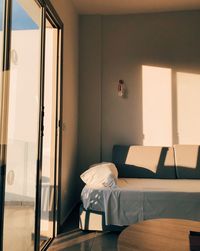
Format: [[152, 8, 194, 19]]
[[81, 178, 200, 226]]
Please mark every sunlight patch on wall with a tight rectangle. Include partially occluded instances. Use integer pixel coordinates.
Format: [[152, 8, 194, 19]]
[[177, 72, 200, 144], [142, 65, 172, 146]]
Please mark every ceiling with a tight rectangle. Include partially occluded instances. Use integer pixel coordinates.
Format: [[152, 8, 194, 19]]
[[72, 0, 200, 15]]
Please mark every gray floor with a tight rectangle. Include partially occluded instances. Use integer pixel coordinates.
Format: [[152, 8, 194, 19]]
[[48, 205, 121, 251], [48, 230, 120, 251]]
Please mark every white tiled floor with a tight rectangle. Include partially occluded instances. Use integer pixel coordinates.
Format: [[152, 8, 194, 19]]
[[3, 205, 35, 251]]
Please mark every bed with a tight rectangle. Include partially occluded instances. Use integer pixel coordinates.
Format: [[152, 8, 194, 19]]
[[79, 145, 200, 231]]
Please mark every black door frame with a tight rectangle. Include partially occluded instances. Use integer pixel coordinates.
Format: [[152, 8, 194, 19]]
[[35, 1, 63, 250]]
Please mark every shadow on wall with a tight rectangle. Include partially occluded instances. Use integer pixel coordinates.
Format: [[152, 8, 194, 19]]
[[102, 62, 200, 161], [101, 12, 200, 161]]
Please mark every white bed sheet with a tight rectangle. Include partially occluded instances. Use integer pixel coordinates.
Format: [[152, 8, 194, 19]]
[[81, 178, 200, 226]]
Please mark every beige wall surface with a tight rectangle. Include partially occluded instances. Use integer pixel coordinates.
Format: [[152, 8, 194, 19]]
[[50, 0, 79, 225], [78, 16, 102, 174], [79, 11, 200, 165]]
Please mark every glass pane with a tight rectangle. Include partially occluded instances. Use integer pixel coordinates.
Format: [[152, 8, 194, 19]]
[[40, 18, 58, 246], [3, 0, 41, 250]]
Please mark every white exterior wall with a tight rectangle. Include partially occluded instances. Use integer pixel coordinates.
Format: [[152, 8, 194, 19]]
[[6, 29, 55, 201]]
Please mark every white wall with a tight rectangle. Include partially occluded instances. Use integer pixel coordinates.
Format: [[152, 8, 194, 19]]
[[79, 11, 200, 167], [78, 16, 102, 174], [50, 0, 79, 225], [5, 29, 57, 202], [6, 30, 41, 201]]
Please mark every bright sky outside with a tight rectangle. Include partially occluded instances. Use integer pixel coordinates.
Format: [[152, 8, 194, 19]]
[[0, 0, 38, 30]]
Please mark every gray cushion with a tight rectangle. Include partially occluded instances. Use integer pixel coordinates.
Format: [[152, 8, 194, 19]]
[[112, 145, 176, 179], [174, 144, 200, 179]]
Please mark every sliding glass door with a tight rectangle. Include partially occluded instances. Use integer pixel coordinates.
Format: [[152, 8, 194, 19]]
[[40, 16, 60, 248], [0, 0, 63, 250], [3, 0, 42, 250]]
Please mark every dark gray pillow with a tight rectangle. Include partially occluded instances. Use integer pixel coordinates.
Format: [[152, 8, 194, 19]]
[[174, 145, 200, 179]]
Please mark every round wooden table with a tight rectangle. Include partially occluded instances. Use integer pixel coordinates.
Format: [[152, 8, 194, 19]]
[[118, 219, 200, 251]]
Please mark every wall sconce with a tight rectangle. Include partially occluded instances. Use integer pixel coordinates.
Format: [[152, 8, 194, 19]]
[[118, 79, 126, 98]]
